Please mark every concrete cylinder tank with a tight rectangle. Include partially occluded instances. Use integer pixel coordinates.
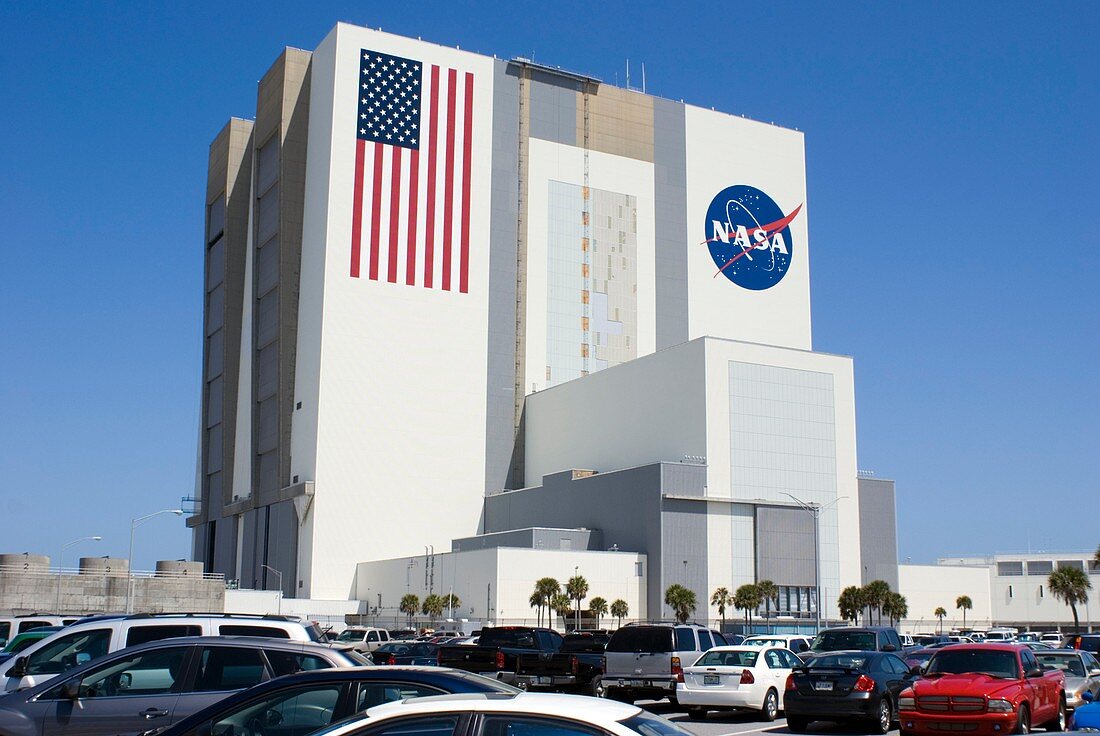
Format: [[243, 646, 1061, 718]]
[[0, 553, 50, 572], [154, 560, 204, 577], [79, 557, 129, 575]]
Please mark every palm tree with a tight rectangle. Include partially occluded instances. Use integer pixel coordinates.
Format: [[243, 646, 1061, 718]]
[[566, 575, 589, 631], [665, 584, 697, 623], [589, 597, 608, 628], [757, 580, 778, 627], [734, 584, 763, 630], [551, 593, 572, 624], [400, 594, 420, 626], [955, 595, 973, 632], [934, 607, 948, 634], [883, 593, 908, 627], [421, 594, 444, 624], [1094, 544, 1100, 571], [711, 587, 732, 630], [534, 577, 560, 627], [440, 593, 461, 616], [610, 599, 629, 627], [863, 580, 891, 625], [1049, 565, 1092, 631], [529, 590, 544, 626], [838, 586, 864, 624]]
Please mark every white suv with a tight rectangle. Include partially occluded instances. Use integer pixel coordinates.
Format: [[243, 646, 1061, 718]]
[[334, 626, 391, 652], [0, 613, 324, 692]]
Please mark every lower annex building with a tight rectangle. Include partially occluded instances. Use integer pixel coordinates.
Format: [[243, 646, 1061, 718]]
[[191, 21, 898, 625]]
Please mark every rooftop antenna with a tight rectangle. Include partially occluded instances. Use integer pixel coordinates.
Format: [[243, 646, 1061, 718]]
[[641, 62, 647, 94]]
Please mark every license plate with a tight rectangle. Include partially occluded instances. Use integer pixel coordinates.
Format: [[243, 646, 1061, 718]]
[[537, 676, 552, 685], [813, 681, 834, 691], [704, 675, 720, 685], [629, 679, 644, 687]]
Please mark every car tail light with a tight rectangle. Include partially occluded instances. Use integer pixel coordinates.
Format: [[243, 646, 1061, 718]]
[[1073, 637, 1082, 650], [786, 674, 796, 691], [671, 656, 684, 682], [495, 650, 506, 670], [740, 669, 755, 685], [436, 648, 443, 665], [854, 675, 876, 692], [571, 656, 579, 676]]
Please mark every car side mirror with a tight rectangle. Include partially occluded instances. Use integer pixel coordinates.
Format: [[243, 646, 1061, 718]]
[[883, 644, 897, 652], [909, 665, 923, 676], [60, 680, 80, 700], [1026, 667, 1043, 678], [8, 656, 27, 678]]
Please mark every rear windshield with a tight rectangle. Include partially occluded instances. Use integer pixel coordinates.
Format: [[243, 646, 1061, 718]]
[[808, 654, 870, 670], [745, 638, 786, 648], [927, 650, 1019, 678], [477, 629, 538, 648], [561, 636, 607, 653], [811, 630, 876, 652], [1036, 653, 1085, 677], [694, 650, 758, 667], [377, 643, 412, 655], [607, 627, 673, 653], [336, 630, 366, 643]]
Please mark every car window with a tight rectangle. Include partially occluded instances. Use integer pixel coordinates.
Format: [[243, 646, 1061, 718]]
[[77, 646, 191, 698], [764, 650, 784, 669], [1021, 650, 1039, 674], [884, 655, 909, 674], [927, 650, 1019, 679], [191, 646, 268, 692], [698, 631, 713, 650], [266, 651, 333, 677], [126, 625, 203, 647], [478, 630, 537, 648], [356, 683, 445, 711], [367, 631, 380, 643], [811, 630, 876, 652], [18, 621, 53, 634], [606, 627, 672, 653], [808, 654, 869, 670], [674, 628, 697, 652], [694, 650, 757, 667], [336, 631, 366, 643], [711, 631, 728, 646], [780, 651, 802, 668], [211, 684, 344, 736], [620, 712, 693, 736], [480, 716, 602, 736], [219, 625, 291, 639], [793, 639, 809, 653], [26, 629, 111, 675], [356, 716, 460, 736]]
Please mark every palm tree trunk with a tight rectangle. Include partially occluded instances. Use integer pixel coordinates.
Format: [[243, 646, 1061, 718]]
[[1071, 604, 1080, 632]]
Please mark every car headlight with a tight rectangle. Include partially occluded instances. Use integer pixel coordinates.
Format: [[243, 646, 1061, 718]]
[[899, 697, 916, 710], [987, 699, 1013, 712]]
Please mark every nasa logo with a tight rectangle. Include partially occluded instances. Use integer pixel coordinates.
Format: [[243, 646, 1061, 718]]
[[703, 185, 803, 291]]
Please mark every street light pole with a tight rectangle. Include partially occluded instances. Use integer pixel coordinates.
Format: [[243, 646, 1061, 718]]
[[126, 509, 184, 614], [782, 493, 847, 633], [261, 564, 283, 615], [57, 536, 102, 612]]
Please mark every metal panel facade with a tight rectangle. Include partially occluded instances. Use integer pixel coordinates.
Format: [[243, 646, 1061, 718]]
[[755, 505, 815, 587]]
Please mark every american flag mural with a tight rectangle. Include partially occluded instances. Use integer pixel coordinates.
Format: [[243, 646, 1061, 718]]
[[350, 48, 474, 292]]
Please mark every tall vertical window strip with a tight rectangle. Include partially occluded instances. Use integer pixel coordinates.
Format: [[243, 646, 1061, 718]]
[[253, 137, 280, 503], [204, 194, 226, 516]]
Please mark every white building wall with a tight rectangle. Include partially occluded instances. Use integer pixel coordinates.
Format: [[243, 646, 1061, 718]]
[[898, 563, 993, 632]]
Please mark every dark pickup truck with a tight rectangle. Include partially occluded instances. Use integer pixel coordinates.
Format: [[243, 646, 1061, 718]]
[[514, 632, 609, 694], [436, 626, 564, 683]]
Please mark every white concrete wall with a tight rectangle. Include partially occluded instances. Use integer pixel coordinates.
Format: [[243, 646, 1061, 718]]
[[296, 24, 500, 598], [898, 564, 993, 632]]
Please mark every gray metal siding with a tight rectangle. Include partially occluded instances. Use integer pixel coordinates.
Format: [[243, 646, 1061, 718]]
[[858, 478, 899, 589], [484, 60, 521, 494], [660, 463, 707, 496], [661, 498, 709, 623], [652, 98, 688, 350], [528, 72, 578, 145], [755, 505, 816, 586]]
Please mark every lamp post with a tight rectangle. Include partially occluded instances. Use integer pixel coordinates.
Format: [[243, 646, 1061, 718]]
[[781, 493, 847, 634], [126, 509, 184, 614], [574, 565, 581, 632], [261, 564, 283, 615], [57, 536, 102, 612]]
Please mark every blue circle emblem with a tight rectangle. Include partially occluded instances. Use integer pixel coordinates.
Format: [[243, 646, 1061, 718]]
[[703, 185, 800, 291]]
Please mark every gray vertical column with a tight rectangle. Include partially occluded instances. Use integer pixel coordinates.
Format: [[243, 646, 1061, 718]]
[[653, 99, 689, 350]]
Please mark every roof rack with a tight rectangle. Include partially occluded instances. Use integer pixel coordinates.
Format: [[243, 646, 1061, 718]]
[[124, 612, 301, 621], [622, 620, 709, 627]]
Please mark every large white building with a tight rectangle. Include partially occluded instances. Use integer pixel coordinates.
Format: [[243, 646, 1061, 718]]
[[193, 21, 895, 622]]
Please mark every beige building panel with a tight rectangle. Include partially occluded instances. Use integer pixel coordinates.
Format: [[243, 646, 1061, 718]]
[[576, 86, 655, 162]]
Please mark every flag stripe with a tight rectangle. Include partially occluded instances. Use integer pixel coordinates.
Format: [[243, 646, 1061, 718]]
[[350, 139, 366, 277], [459, 71, 474, 294], [424, 64, 440, 289], [442, 67, 457, 291], [386, 146, 402, 283], [405, 149, 420, 286], [368, 142, 384, 280]]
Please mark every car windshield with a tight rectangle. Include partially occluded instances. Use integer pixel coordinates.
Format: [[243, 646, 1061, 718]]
[[1037, 653, 1085, 677], [477, 629, 538, 648], [607, 627, 672, 653], [926, 650, 1019, 678], [335, 630, 366, 643], [811, 631, 876, 652], [376, 643, 412, 655], [694, 650, 758, 667], [621, 711, 693, 736], [744, 638, 786, 647], [807, 654, 869, 670]]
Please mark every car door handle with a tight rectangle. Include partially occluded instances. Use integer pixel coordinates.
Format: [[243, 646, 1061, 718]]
[[141, 709, 169, 719]]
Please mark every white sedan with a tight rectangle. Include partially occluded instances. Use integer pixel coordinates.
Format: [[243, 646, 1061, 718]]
[[677, 645, 801, 721], [308, 692, 692, 736]]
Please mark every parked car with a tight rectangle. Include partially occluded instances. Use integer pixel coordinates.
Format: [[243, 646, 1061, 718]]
[[742, 635, 813, 657], [805, 626, 904, 658], [897, 644, 1066, 735], [784, 650, 918, 734], [1017, 632, 1042, 643], [983, 628, 1018, 643], [1035, 649, 1100, 715], [319, 692, 694, 736], [334, 627, 392, 653], [436, 626, 563, 682], [677, 645, 801, 721], [0, 628, 63, 665], [1063, 634, 1100, 656], [514, 632, 608, 695], [1041, 632, 1065, 647], [0, 613, 326, 692], [157, 666, 523, 736], [602, 622, 728, 704], [372, 642, 440, 666], [0, 635, 364, 736]]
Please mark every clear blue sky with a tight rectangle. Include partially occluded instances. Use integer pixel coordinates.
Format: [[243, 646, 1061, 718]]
[[1, 2, 1096, 572]]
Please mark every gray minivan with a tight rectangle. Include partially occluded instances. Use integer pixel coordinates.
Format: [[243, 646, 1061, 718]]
[[601, 623, 726, 703]]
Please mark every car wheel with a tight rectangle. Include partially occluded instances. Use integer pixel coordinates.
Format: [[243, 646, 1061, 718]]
[[668, 694, 679, 706], [760, 688, 779, 722], [613, 689, 635, 704], [870, 697, 892, 734], [688, 707, 708, 721], [787, 715, 810, 733], [591, 677, 606, 698], [1014, 704, 1030, 735], [1046, 698, 1066, 732]]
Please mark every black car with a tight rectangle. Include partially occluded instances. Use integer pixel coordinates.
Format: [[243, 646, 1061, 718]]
[[157, 666, 522, 736], [805, 626, 904, 658], [784, 650, 918, 734], [371, 642, 439, 665], [1063, 634, 1100, 656]]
